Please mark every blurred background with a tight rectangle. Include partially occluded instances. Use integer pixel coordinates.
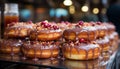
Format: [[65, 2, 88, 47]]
[[0, 0, 111, 23]]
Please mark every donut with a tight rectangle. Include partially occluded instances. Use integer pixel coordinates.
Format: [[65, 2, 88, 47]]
[[62, 41, 101, 60], [107, 32, 119, 51], [30, 21, 62, 41], [96, 37, 110, 52], [93, 22, 107, 38], [104, 23, 115, 35], [22, 41, 59, 59], [63, 22, 97, 41], [4, 22, 36, 38], [0, 39, 23, 55]]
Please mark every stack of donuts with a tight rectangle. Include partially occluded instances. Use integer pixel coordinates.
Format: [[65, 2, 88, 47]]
[[62, 21, 101, 60], [94, 22, 119, 53], [0, 22, 36, 55], [0, 20, 118, 61], [104, 23, 119, 52], [24, 21, 62, 59], [0, 21, 63, 60], [62, 21, 119, 60]]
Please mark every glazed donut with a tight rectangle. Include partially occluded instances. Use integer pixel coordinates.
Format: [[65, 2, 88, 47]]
[[104, 23, 115, 35], [30, 21, 62, 41], [96, 37, 110, 52], [63, 22, 97, 41], [22, 41, 59, 59], [108, 32, 119, 51], [62, 41, 100, 60], [93, 22, 107, 38], [4, 22, 36, 38], [0, 39, 23, 54]]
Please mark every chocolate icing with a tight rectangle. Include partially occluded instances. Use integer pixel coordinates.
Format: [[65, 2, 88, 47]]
[[4, 22, 36, 38], [63, 41, 100, 60], [0, 39, 23, 55], [23, 41, 59, 59], [63, 26, 97, 41]]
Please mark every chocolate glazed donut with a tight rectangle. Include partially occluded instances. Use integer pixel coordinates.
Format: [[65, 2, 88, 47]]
[[4, 22, 36, 38], [30, 30, 63, 41], [30, 21, 63, 41], [63, 29, 77, 41], [96, 37, 110, 52], [22, 41, 59, 59], [0, 39, 23, 55], [62, 42, 101, 60], [63, 26, 97, 41]]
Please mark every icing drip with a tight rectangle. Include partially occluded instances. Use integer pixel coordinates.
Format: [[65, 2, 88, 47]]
[[23, 41, 59, 59], [92, 49, 94, 59], [96, 37, 109, 44], [82, 26, 96, 31], [63, 41, 100, 60], [0, 39, 23, 56], [7, 22, 35, 29], [85, 50, 88, 60]]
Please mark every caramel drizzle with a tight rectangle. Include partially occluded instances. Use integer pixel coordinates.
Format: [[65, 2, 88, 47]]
[[40, 47, 42, 58], [23, 48, 26, 59], [50, 45, 54, 59], [101, 44, 104, 53], [87, 30, 90, 42], [92, 49, 94, 59], [65, 43, 100, 60], [98, 29, 100, 38], [62, 46, 65, 59], [70, 46, 72, 57], [76, 46, 80, 54], [11, 45, 14, 56], [93, 31, 97, 40], [33, 46, 37, 60], [35, 29, 38, 41], [85, 50, 88, 60]]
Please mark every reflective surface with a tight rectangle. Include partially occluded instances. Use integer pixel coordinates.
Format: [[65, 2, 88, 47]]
[[0, 51, 116, 69]]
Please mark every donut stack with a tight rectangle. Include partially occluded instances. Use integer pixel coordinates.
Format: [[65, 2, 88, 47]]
[[0, 21, 63, 60], [0, 22, 36, 55], [62, 21, 101, 60], [22, 21, 62, 60], [91, 22, 110, 52], [94, 22, 119, 53], [62, 21, 119, 60], [0, 20, 118, 61], [104, 23, 119, 52]]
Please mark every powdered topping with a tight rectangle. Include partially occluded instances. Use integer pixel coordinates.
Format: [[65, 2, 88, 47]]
[[7, 22, 35, 29], [95, 24, 107, 30], [109, 32, 118, 39], [96, 37, 109, 44], [82, 26, 96, 31], [104, 23, 115, 30], [78, 44, 99, 50]]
